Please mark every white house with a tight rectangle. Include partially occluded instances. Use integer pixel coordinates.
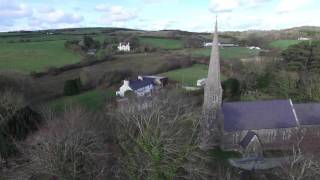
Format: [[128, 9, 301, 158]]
[[248, 46, 261, 50], [204, 42, 238, 47], [298, 37, 311, 41], [118, 42, 130, 52], [116, 76, 168, 97], [197, 78, 207, 87]]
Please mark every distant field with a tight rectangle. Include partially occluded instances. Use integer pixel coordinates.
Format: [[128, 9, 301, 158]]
[[176, 47, 259, 60], [139, 37, 184, 49], [159, 64, 226, 86], [270, 40, 301, 50], [50, 89, 115, 111], [0, 40, 81, 73]]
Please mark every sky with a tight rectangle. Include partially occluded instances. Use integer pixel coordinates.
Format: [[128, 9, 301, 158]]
[[0, 0, 319, 32]]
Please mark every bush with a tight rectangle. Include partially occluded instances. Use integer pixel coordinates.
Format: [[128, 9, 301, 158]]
[[64, 78, 82, 96], [222, 78, 241, 101], [0, 91, 41, 159]]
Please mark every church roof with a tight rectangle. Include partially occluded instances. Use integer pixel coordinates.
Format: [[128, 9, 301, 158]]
[[223, 100, 298, 132], [239, 131, 258, 148], [294, 103, 320, 126]]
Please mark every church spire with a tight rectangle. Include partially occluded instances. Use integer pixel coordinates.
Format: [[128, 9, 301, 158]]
[[200, 17, 223, 149]]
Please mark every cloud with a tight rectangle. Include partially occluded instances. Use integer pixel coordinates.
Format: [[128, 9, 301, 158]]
[[275, 0, 311, 13], [35, 10, 83, 24], [209, 0, 270, 13], [96, 5, 137, 25], [0, 0, 32, 18]]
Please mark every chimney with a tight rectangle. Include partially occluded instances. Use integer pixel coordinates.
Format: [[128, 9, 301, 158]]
[[123, 80, 130, 86]]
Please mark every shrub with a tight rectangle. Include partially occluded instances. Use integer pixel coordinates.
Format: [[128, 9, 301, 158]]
[[0, 91, 41, 159], [64, 78, 82, 96], [222, 78, 241, 101]]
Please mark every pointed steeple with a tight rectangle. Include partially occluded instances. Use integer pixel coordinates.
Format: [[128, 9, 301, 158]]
[[200, 17, 223, 149]]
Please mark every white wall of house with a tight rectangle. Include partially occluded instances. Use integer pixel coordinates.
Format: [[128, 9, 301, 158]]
[[197, 78, 206, 87], [116, 80, 133, 97], [118, 42, 131, 52]]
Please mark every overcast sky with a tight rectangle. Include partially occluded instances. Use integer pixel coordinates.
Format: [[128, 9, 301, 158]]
[[0, 0, 319, 32]]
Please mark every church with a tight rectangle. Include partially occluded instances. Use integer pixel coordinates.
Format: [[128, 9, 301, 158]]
[[202, 19, 320, 155]]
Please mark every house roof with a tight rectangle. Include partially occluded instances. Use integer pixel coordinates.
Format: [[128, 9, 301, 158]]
[[239, 131, 258, 148], [223, 100, 298, 132], [129, 78, 154, 90], [143, 75, 167, 80], [294, 103, 320, 126]]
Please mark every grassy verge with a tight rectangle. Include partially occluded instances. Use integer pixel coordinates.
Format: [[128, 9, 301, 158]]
[[159, 64, 227, 86], [49, 89, 115, 111], [209, 148, 241, 166]]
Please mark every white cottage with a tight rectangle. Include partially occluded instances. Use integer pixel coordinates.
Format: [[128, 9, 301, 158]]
[[118, 42, 130, 52], [116, 76, 168, 97]]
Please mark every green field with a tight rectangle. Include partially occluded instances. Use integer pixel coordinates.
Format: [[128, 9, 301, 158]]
[[140, 37, 184, 49], [176, 47, 259, 60], [159, 64, 226, 86], [50, 89, 115, 111], [0, 40, 81, 73], [270, 40, 301, 50]]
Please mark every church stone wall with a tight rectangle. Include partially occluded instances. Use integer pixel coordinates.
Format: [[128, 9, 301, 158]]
[[222, 127, 299, 151]]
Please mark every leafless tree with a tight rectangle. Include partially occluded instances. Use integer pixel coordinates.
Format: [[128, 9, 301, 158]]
[[276, 135, 320, 180], [109, 91, 216, 180], [26, 107, 110, 180]]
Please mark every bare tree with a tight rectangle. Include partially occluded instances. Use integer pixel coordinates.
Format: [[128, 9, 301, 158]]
[[109, 91, 215, 180], [26, 107, 110, 180], [276, 136, 320, 180]]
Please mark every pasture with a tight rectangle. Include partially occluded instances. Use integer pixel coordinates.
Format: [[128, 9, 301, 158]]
[[176, 47, 259, 60], [269, 40, 301, 50], [0, 40, 80, 73], [159, 64, 227, 86], [139, 37, 184, 49], [50, 89, 115, 111]]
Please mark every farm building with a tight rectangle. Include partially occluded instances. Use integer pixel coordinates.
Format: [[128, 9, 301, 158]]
[[116, 76, 168, 97], [202, 19, 320, 156]]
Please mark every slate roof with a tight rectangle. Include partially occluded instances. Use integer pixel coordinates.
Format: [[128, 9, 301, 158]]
[[239, 131, 258, 148], [294, 103, 320, 126], [129, 78, 154, 90], [223, 100, 298, 132]]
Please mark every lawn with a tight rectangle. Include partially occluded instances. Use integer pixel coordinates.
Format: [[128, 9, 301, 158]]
[[50, 89, 115, 111], [176, 47, 259, 60], [159, 64, 227, 86], [0, 40, 81, 73], [139, 37, 184, 49], [269, 40, 301, 50]]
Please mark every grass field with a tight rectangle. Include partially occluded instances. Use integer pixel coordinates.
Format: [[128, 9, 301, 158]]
[[176, 47, 259, 60], [50, 89, 115, 111], [159, 64, 227, 86], [140, 37, 184, 49], [269, 40, 301, 50], [0, 40, 81, 73]]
